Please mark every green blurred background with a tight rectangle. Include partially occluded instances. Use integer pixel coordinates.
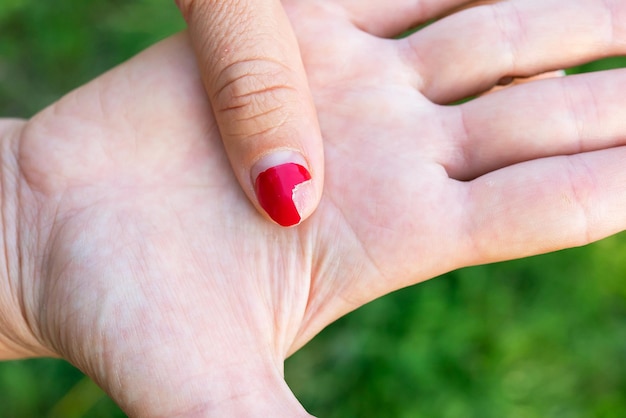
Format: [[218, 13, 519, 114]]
[[1, 1, 626, 417]]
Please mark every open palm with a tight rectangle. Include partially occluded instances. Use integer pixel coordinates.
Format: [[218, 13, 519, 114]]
[[4, 0, 626, 416]]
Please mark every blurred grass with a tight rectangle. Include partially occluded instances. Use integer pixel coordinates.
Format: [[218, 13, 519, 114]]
[[1, 1, 626, 417], [0, 0, 185, 117], [287, 243, 626, 417]]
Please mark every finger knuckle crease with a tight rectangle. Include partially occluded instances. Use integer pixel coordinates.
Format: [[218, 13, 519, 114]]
[[213, 61, 297, 138]]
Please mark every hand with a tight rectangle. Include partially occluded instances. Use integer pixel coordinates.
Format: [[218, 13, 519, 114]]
[[1, 0, 626, 416], [174, 0, 324, 227]]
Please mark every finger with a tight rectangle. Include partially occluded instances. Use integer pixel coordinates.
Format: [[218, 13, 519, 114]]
[[332, 0, 475, 37], [0, 118, 26, 135], [445, 69, 626, 180], [176, 0, 323, 227], [460, 147, 626, 267], [402, 0, 626, 103]]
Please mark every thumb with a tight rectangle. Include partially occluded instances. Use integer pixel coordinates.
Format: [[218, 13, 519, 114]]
[[176, 0, 323, 227]]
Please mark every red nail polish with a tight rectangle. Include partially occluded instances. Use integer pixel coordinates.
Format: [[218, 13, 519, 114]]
[[255, 163, 312, 227]]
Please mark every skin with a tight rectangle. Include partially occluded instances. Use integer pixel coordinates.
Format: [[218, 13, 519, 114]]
[[2, 0, 626, 416], [176, 0, 325, 225]]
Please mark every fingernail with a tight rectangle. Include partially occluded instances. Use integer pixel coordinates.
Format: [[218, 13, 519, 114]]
[[253, 154, 312, 227]]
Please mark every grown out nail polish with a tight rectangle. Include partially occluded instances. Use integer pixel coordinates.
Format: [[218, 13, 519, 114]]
[[254, 163, 312, 227]]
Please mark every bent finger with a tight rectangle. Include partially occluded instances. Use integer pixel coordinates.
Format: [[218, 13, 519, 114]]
[[447, 69, 626, 179], [461, 147, 626, 267], [401, 0, 626, 103], [332, 0, 475, 37], [177, 0, 324, 227]]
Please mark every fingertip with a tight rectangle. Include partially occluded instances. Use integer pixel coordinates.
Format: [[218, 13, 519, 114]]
[[252, 150, 321, 227], [291, 176, 317, 225], [175, 0, 325, 227]]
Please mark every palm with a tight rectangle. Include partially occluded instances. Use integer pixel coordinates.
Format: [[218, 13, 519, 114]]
[[16, 33, 451, 415], [12, 1, 626, 415]]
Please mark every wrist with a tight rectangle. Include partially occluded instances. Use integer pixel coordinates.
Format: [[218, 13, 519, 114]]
[[104, 349, 313, 417], [206, 366, 313, 418], [0, 119, 53, 359], [158, 366, 313, 418]]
